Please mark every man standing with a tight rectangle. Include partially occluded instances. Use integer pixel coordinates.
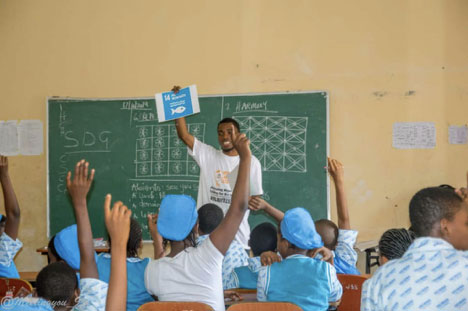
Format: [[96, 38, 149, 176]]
[[175, 116, 263, 249]]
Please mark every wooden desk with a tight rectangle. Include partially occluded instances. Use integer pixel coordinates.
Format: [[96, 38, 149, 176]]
[[225, 289, 257, 306], [36, 246, 110, 255], [18, 272, 38, 283]]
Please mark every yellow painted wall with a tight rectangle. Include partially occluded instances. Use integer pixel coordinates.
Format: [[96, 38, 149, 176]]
[[0, 0, 467, 272]]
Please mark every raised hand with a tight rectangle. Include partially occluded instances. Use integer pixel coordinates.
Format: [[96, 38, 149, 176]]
[[248, 197, 268, 211], [104, 195, 131, 248], [328, 158, 344, 183], [66, 160, 95, 204], [147, 213, 165, 259], [232, 133, 251, 159]]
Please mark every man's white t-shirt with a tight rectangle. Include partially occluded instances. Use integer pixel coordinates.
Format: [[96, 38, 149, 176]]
[[188, 138, 263, 248], [144, 237, 225, 311]]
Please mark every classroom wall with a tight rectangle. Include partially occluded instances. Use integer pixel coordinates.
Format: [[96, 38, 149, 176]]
[[0, 0, 467, 272]]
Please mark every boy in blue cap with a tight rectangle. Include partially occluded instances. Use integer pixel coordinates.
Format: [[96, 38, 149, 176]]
[[256, 208, 342, 311], [250, 158, 360, 275], [145, 132, 251, 311], [0, 156, 22, 278]]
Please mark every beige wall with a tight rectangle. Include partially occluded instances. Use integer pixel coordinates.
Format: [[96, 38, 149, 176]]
[[0, 0, 467, 272]]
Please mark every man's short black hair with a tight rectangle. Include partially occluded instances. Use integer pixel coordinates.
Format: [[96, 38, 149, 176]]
[[379, 228, 416, 260], [314, 219, 339, 250], [198, 203, 223, 234], [0, 215, 6, 225], [218, 118, 240, 132], [409, 187, 463, 237], [250, 222, 277, 256], [36, 262, 78, 306]]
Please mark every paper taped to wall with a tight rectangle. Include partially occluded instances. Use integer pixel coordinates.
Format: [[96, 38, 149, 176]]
[[0, 121, 19, 156], [448, 125, 468, 145], [392, 122, 436, 149], [18, 120, 43, 155]]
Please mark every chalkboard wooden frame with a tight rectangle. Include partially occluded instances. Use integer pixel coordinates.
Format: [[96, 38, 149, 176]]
[[47, 91, 330, 240]]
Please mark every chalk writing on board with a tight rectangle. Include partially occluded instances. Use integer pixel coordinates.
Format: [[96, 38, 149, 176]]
[[392, 122, 436, 149], [235, 116, 308, 172], [135, 123, 205, 178], [128, 180, 198, 237], [448, 125, 468, 145]]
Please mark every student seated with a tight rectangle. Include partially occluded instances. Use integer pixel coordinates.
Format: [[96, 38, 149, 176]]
[[196, 203, 249, 289], [256, 208, 342, 311], [0, 160, 108, 311], [250, 158, 360, 275], [361, 186, 468, 310], [378, 228, 415, 265], [96, 218, 153, 311], [144, 132, 252, 311], [224, 222, 277, 289], [314, 158, 359, 274], [0, 156, 22, 278]]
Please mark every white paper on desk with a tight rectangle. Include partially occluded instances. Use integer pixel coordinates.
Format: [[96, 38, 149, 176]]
[[0, 120, 19, 156], [392, 122, 436, 149], [18, 120, 43, 155], [448, 125, 468, 145]]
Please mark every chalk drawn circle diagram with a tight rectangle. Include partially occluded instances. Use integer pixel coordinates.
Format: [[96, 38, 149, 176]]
[[154, 138, 165, 148], [139, 139, 150, 149], [153, 150, 165, 161], [155, 127, 165, 136], [171, 149, 182, 159], [189, 163, 199, 174], [191, 125, 201, 135], [139, 163, 149, 175], [153, 162, 165, 175], [173, 138, 183, 147], [171, 162, 183, 174], [139, 150, 149, 161], [138, 127, 149, 138]]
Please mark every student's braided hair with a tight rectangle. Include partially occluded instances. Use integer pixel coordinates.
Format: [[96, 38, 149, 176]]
[[378, 228, 416, 260], [109, 218, 142, 258]]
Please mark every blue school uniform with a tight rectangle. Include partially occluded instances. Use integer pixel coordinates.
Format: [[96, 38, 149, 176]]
[[225, 256, 261, 289], [334, 229, 360, 275], [197, 234, 249, 290], [0, 278, 108, 311], [0, 233, 22, 278], [257, 254, 342, 311], [362, 237, 468, 311], [97, 253, 153, 311]]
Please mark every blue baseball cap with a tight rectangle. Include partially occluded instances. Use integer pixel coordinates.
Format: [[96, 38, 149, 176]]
[[280, 207, 324, 250], [157, 195, 198, 241]]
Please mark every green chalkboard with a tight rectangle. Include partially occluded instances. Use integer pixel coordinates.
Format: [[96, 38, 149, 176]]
[[48, 92, 328, 240]]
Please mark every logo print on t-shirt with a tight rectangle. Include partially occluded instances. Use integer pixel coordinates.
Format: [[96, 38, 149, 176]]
[[215, 170, 229, 187]]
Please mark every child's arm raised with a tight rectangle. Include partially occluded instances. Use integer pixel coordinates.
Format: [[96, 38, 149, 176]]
[[104, 195, 131, 311], [328, 158, 350, 230], [209, 133, 251, 255], [248, 197, 284, 223], [0, 156, 20, 240], [147, 213, 165, 259], [66, 160, 97, 279]]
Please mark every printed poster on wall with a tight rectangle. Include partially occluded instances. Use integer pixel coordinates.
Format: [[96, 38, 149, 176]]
[[155, 85, 200, 122]]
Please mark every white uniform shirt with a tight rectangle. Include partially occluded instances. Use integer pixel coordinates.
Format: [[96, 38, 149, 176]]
[[361, 237, 468, 311], [188, 138, 263, 248], [145, 237, 225, 311]]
